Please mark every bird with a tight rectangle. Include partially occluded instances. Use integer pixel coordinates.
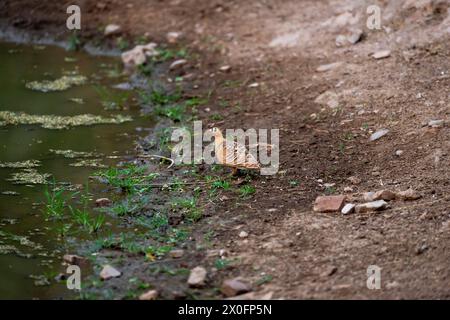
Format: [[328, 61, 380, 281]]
[[209, 127, 260, 175]]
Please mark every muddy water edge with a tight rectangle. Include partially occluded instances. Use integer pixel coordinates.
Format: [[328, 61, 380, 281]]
[[0, 40, 210, 299]]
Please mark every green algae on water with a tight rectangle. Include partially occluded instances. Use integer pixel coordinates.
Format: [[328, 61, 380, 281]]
[[0, 111, 132, 129], [0, 160, 41, 169], [7, 169, 51, 185], [25, 75, 87, 92], [69, 159, 107, 168], [50, 149, 103, 159]]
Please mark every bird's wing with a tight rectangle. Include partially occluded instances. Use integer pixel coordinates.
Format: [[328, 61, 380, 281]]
[[222, 139, 260, 169]]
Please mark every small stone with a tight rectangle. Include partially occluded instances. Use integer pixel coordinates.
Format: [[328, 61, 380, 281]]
[[239, 231, 249, 238], [221, 278, 251, 297], [139, 289, 158, 300], [335, 34, 347, 47], [320, 266, 338, 277], [344, 186, 353, 193], [372, 190, 396, 201], [104, 24, 121, 36], [95, 198, 112, 207], [363, 192, 375, 201], [347, 29, 363, 44], [373, 50, 391, 59], [219, 65, 231, 72], [314, 90, 339, 108], [415, 243, 429, 255], [395, 150, 404, 156], [316, 62, 342, 72], [341, 203, 355, 215], [63, 254, 87, 266], [169, 59, 187, 70], [313, 195, 346, 213], [428, 119, 444, 128], [169, 249, 184, 258], [395, 189, 421, 201], [369, 129, 389, 141], [248, 82, 259, 88], [166, 32, 182, 43], [187, 266, 207, 287], [355, 200, 388, 213], [347, 176, 361, 185], [100, 265, 121, 280]]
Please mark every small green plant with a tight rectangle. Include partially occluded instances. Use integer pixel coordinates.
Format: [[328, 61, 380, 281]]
[[155, 104, 185, 122], [210, 113, 223, 121], [116, 37, 130, 51], [255, 274, 273, 286], [67, 32, 81, 51], [43, 184, 67, 219], [214, 258, 231, 270], [289, 180, 299, 186], [239, 185, 256, 198]]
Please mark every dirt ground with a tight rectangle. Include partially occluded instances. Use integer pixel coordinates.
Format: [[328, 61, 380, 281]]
[[1, 0, 449, 299]]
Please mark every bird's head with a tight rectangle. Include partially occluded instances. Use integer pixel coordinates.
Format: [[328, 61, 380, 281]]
[[208, 127, 223, 138]]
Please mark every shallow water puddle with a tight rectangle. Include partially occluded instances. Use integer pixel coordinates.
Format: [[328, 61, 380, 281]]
[[0, 41, 150, 299]]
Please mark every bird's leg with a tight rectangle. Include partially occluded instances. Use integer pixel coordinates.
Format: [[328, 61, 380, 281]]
[[231, 167, 239, 176]]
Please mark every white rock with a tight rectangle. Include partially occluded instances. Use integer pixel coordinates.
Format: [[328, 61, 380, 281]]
[[355, 200, 388, 213], [316, 62, 342, 72], [100, 265, 121, 280], [104, 24, 121, 36], [139, 289, 158, 300], [188, 266, 207, 287], [348, 29, 363, 44], [248, 82, 259, 88], [373, 50, 391, 59], [395, 150, 404, 156], [169, 59, 187, 70], [341, 203, 355, 215], [121, 43, 158, 67], [314, 90, 339, 109], [219, 65, 231, 72], [335, 35, 347, 47], [369, 129, 389, 141], [428, 119, 444, 128], [239, 231, 249, 238], [166, 32, 182, 43]]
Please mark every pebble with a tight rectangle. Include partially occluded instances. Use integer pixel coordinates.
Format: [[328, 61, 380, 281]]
[[341, 203, 355, 215], [313, 195, 346, 213], [219, 65, 232, 72], [104, 24, 121, 36], [371, 190, 396, 201], [139, 289, 158, 300], [355, 200, 388, 213], [347, 29, 363, 44], [344, 186, 353, 193], [369, 129, 389, 141], [95, 198, 112, 207], [63, 254, 87, 266], [395, 188, 421, 201], [169, 249, 184, 258], [239, 231, 249, 238], [248, 82, 259, 88], [316, 62, 342, 72], [100, 265, 121, 280], [395, 150, 404, 156], [372, 50, 391, 59], [169, 59, 187, 70], [166, 31, 182, 43], [187, 266, 207, 287], [347, 176, 361, 185], [221, 278, 251, 297], [428, 119, 444, 128]]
